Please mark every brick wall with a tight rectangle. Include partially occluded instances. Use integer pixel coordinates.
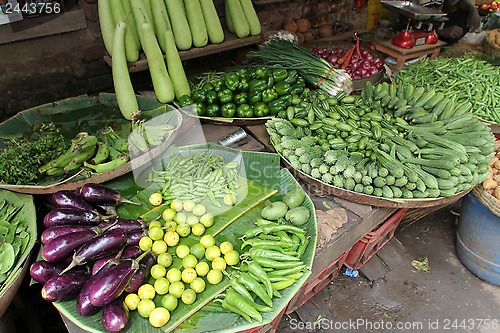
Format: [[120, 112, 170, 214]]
[[0, 0, 365, 121]]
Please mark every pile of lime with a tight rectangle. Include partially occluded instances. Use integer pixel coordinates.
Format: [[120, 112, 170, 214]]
[[126, 197, 240, 328]]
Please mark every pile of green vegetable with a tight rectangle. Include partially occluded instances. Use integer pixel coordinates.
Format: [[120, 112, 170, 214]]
[[395, 57, 500, 123], [267, 81, 495, 199], [177, 67, 306, 118], [0, 123, 66, 185]]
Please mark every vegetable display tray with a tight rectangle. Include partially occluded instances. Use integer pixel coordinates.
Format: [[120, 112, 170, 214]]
[[381, 1, 447, 20], [0, 93, 182, 195]]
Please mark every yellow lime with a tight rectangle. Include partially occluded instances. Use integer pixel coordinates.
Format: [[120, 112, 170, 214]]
[[124, 293, 140, 311], [168, 281, 185, 298], [186, 215, 199, 226], [139, 236, 153, 251], [157, 252, 173, 268], [176, 224, 191, 238], [192, 204, 206, 216], [166, 268, 182, 283], [154, 277, 170, 295], [152, 240, 168, 255], [219, 241, 233, 255], [183, 200, 196, 212], [205, 245, 221, 261], [199, 213, 215, 228], [190, 243, 205, 260], [162, 207, 177, 222], [138, 283, 156, 300], [182, 254, 198, 269], [206, 269, 223, 285], [211, 257, 227, 271], [149, 192, 163, 206], [195, 261, 210, 277], [181, 267, 197, 284], [171, 199, 184, 212], [149, 307, 170, 328], [149, 220, 163, 229], [174, 212, 187, 224], [164, 231, 180, 247], [181, 289, 197, 305], [148, 226, 164, 241], [224, 250, 240, 266], [175, 244, 190, 259], [199, 234, 216, 248], [190, 277, 206, 293], [150, 264, 167, 280], [137, 299, 155, 318], [223, 193, 237, 206], [191, 223, 205, 236], [161, 294, 178, 311]]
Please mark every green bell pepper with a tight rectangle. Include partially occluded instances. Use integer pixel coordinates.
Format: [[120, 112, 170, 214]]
[[191, 89, 207, 103], [236, 104, 254, 118], [202, 82, 214, 91], [254, 67, 269, 79], [206, 90, 218, 105], [248, 90, 262, 105], [206, 104, 221, 117], [291, 83, 305, 96], [272, 69, 288, 83], [193, 102, 206, 116], [274, 82, 291, 96], [218, 89, 233, 104], [248, 79, 267, 92], [253, 102, 270, 117], [262, 88, 278, 103], [268, 99, 286, 116], [224, 72, 240, 91], [238, 80, 249, 92], [278, 95, 293, 107], [212, 79, 225, 92], [283, 69, 298, 85], [178, 94, 194, 107], [221, 103, 237, 118], [237, 68, 251, 82], [264, 75, 274, 89], [234, 92, 248, 105]]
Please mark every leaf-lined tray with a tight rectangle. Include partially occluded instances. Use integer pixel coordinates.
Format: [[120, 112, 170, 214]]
[[177, 104, 273, 126], [53, 144, 317, 333], [0, 93, 182, 195], [0, 190, 36, 316]]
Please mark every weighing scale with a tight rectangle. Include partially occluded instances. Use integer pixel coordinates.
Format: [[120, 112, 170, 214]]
[[381, 0, 448, 48]]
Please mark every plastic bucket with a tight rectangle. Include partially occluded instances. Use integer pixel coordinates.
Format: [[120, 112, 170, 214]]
[[456, 192, 500, 286]]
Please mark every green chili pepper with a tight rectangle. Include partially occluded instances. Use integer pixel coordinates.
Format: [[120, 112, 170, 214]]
[[296, 236, 310, 258], [221, 299, 252, 323], [247, 261, 274, 298], [237, 272, 273, 307], [247, 90, 261, 105], [206, 90, 218, 104], [253, 257, 304, 269], [234, 92, 248, 105], [218, 88, 233, 104], [224, 71, 240, 91], [249, 248, 300, 262], [221, 103, 237, 118], [253, 102, 270, 117], [206, 104, 221, 117], [191, 89, 207, 103], [274, 81, 291, 96], [236, 104, 253, 118], [225, 288, 262, 323], [272, 68, 288, 83], [248, 79, 267, 92], [276, 230, 292, 243], [262, 88, 278, 103], [229, 277, 253, 301], [268, 99, 286, 116], [267, 264, 307, 277], [271, 279, 297, 291], [241, 238, 294, 250]]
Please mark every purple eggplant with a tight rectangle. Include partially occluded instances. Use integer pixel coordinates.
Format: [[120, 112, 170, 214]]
[[30, 260, 89, 284], [94, 204, 118, 217], [42, 230, 99, 263], [125, 230, 146, 247], [79, 183, 140, 206], [43, 208, 103, 228], [61, 229, 128, 274], [92, 246, 141, 275], [41, 225, 98, 245], [41, 273, 89, 302], [52, 190, 95, 211], [88, 257, 141, 307], [98, 218, 146, 234], [102, 298, 130, 332], [125, 251, 157, 293]]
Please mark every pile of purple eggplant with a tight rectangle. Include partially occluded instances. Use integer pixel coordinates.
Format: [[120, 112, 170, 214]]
[[30, 183, 156, 333]]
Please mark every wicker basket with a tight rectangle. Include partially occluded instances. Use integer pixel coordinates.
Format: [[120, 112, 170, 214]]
[[484, 34, 500, 57], [472, 185, 500, 217]]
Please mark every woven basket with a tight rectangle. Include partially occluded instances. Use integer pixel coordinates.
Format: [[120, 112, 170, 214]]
[[472, 185, 500, 217], [484, 35, 500, 58]]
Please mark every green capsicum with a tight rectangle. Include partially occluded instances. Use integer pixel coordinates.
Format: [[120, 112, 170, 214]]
[[253, 102, 270, 117], [237, 68, 251, 82], [224, 72, 240, 91], [254, 67, 269, 79], [178, 94, 194, 107], [212, 79, 225, 92], [221, 103, 237, 118], [291, 83, 305, 96], [274, 82, 291, 96], [234, 92, 248, 105], [262, 88, 278, 103], [264, 75, 274, 89], [238, 80, 249, 92], [202, 82, 214, 91], [191, 89, 207, 103], [236, 104, 254, 118], [206, 104, 221, 117], [278, 95, 293, 107], [272, 69, 288, 83], [218, 89, 233, 104], [206, 90, 218, 105], [193, 102, 206, 116], [248, 79, 267, 92], [268, 99, 286, 115], [247, 90, 262, 105], [283, 69, 298, 85]]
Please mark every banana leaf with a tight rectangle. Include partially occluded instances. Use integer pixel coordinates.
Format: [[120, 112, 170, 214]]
[[0, 93, 180, 192], [0, 190, 37, 303], [53, 144, 317, 333]]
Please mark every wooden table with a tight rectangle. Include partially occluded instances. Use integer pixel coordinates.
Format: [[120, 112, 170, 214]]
[[373, 39, 446, 69]]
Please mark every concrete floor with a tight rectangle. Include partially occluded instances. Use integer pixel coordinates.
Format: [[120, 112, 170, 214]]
[[279, 204, 500, 333]]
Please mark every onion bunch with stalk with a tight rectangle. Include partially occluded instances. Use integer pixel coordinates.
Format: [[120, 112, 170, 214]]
[[246, 38, 352, 96]]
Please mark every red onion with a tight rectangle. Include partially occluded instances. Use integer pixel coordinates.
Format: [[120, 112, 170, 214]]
[[328, 55, 339, 64]]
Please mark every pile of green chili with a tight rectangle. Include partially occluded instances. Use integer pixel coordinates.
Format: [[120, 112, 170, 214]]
[[395, 57, 500, 123]]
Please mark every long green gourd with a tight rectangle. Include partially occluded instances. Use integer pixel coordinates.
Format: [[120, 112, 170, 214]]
[[165, 0, 193, 50], [109, 0, 140, 62], [200, 0, 225, 44], [185, 0, 209, 47], [226, 0, 250, 38], [164, 29, 191, 99]]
